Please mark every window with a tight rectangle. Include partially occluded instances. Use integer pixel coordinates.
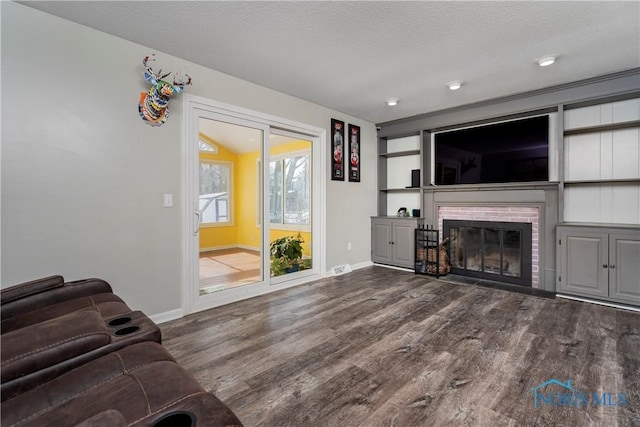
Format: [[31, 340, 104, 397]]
[[199, 138, 218, 153], [199, 160, 232, 225], [269, 151, 310, 228]]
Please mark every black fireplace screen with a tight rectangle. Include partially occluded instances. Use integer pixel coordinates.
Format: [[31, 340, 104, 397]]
[[444, 220, 532, 286]]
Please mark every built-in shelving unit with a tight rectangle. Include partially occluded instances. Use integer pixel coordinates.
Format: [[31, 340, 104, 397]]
[[377, 134, 425, 217], [562, 95, 640, 225], [374, 135, 427, 268]]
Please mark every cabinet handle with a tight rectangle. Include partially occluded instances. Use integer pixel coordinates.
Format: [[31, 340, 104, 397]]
[[609, 264, 615, 269], [603, 264, 608, 269]]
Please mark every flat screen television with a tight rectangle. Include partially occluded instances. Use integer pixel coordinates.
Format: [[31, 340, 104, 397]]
[[434, 115, 549, 185]]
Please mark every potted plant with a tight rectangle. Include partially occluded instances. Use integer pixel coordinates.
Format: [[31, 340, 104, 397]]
[[270, 233, 304, 276]]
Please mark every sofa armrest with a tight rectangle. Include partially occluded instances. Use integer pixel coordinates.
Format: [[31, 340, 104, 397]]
[[0, 275, 64, 304], [1, 310, 111, 384], [1, 277, 113, 320]]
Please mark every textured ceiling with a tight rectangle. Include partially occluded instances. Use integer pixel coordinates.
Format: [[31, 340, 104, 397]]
[[19, 1, 640, 124]]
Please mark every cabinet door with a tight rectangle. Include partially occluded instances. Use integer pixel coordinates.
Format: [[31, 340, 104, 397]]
[[392, 222, 415, 268], [608, 234, 640, 304], [558, 231, 609, 298], [371, 220, 392, 264]]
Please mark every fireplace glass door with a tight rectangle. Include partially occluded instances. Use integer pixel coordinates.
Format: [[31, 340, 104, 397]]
[[446, 220, 532, 286]]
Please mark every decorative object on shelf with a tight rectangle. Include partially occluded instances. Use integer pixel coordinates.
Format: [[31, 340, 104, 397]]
[[415, 225, 450, 277], [138, 54, 192, 127], [409, 169, 420, 188], [331, 119, 345, 181], [269, 233, 304, 277], [397, 207, 407, 217], [348, 124, 361, 182]]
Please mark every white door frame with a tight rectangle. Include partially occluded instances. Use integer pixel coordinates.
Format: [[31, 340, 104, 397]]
[[182, 94, 326, 315]]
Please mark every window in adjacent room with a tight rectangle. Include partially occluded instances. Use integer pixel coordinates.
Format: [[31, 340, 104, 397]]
[[199, 160, 232, 225], [199, 138, 218, 153], [268, 150, 311, 229]]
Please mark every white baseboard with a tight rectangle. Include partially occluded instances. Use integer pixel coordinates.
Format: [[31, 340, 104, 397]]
[[149, 308, 184, 324], [372, 263, 414, 273], [200, 245, 261, 253], [352, 260, 373, 270], [323, 260, 374, 277], [556, 294, 640, 312], [200, 245, 235, 253]]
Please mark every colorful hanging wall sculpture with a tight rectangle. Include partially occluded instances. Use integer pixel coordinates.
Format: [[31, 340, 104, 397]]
[[138, 54, 192, 126]]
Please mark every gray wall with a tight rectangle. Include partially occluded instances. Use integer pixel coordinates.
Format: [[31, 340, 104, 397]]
[[1, 2, 378, 316]]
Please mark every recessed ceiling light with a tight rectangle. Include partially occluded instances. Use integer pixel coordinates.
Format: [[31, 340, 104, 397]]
[[386, 98, 399, 106], [447, 81, 463, 91], [537, 56, 556, 67]]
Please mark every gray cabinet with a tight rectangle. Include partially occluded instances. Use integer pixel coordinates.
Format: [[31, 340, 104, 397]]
[[371, 217, 422, 268], [557, 225, 640, 306]]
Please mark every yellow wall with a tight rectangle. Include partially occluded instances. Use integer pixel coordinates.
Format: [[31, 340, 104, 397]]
[[199, 134, 238, 250], [200, 136, 312, 259], [236, 150, 260, 248]]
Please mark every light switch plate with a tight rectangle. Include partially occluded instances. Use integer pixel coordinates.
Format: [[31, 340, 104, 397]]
[[163, 194, 173, 207]]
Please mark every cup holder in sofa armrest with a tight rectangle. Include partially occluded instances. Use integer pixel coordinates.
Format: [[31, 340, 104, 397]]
[[107, 316, 132, 327], [152, 412, 196, 427], [104, 311, 162, 344], [113, 326, 140, 336]]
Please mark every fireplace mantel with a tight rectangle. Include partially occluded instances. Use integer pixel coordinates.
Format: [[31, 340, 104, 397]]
[[422, 181, 560, 194], [423, 183, 559, 292]]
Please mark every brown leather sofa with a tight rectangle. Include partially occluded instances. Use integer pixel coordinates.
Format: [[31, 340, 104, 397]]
[[0, 276, 243, 427], [2, 342, 243, 427]]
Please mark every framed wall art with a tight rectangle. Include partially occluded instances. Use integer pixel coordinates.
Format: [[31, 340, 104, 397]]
[[331, 119, 345, 181], [348, 124, 361, 182]]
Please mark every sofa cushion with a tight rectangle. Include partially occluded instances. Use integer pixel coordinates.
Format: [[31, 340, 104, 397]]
[[2, 342, 243, 427], [73, 410, 128, 427], [1, 310, 162, 401], [1, 309, 110, 384]]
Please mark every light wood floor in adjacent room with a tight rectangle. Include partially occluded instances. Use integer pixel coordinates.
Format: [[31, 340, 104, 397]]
[[199, 248, 261, 293], [161, 266, 639, 426]]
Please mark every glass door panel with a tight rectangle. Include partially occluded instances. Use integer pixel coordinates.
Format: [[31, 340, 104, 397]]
[[268, 134, 313, 280], [198, 117, 263, 295], [483, 228, 501, 275]]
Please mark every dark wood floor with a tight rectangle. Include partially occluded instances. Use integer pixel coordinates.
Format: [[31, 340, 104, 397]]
[[161, 266, 639, 426]]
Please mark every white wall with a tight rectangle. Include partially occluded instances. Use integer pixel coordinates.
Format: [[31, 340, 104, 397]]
[[0, 2, 377, 316]]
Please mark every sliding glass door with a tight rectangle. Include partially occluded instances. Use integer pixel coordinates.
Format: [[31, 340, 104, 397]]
[[182, 96, 325, 315]]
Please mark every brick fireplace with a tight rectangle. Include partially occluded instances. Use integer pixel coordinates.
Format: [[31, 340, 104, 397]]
[[438, 206, 540, 288], [424, 183, 558, 291]]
